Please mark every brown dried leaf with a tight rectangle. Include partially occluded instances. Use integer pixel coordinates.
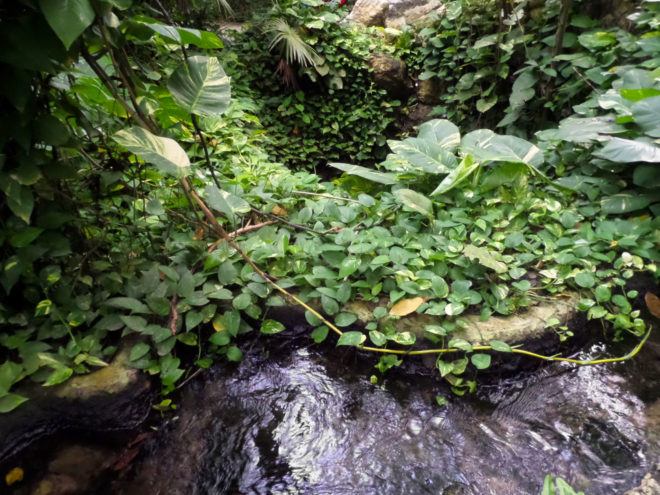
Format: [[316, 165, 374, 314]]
[[272, 205, 288, 216], [646, 292, 660, 319], [389, 297, 426, 317]]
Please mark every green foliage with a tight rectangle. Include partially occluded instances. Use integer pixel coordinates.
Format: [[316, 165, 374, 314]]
[[542, 475, 585, 495]]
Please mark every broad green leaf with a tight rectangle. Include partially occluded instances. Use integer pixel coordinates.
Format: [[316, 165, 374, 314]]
[[393, 188, 433, 217], [550, 117, 624, 143], [578, 31, 616, 49], [595, 138, 660, 163], [311, 325, 329, 343], [369, 330, 387, 346], [389, 137, 457, 174], [40, 0, 95, 49], [391, 332, 416, 345], [510, 70, 537, 108], [631, 96, 660, 137], [595, 285, 612, 303], [136, 17, 223, 48], [205, 185, 250, 225], [168, 56, 231, 117], [633, 164, 660, 188], [0, 361, 23, 394], [328, 163, 398, 184], [339, 257, 361, 278], [113, 127, 190, 177], [462, 129, 544, 169], [621, 88, 660, 102], [431, 154, 480, 195], [601, 193, 652, 214], [417, 119, 461, 150], [471, 353, 491, 370], [476, 96, 497, 113], [335, 312, 358, 327], [463, 244, 507, 273], [261, 319, 286, 335], [105, 297, 150, 314], [574, 272, 596, 288], [226, 346, 242, 361], [130, 343, 151, 361], [9, 227, 43, 248], [448, 338, 473, 352], [336, 331, 366, 346], [0, 393, 29, 413], [4, 182, 34, 224]]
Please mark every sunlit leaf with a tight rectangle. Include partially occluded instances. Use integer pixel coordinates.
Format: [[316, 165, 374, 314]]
[[168, 56, 231, 117], [113, 127, 191, 177]]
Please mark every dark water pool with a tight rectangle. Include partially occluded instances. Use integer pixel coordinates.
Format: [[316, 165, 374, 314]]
[[116, 331, 660, 495]]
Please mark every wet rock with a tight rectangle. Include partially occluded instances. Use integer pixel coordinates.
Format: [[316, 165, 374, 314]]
[[31, 444, 118, 495], [0, 345, 151, 464], [368, 54, 411, 99]]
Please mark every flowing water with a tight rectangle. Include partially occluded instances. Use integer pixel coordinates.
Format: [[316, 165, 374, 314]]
[[118, 330, 660, 495]]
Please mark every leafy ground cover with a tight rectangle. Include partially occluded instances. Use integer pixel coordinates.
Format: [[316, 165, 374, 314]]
[[0, 0, 659, 415]]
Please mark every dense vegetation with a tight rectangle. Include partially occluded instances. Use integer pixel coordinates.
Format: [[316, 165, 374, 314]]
[[0, 0, 659, 419]]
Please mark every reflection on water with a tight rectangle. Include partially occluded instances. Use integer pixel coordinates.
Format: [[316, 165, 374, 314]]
[[121, 334, 660, 495]]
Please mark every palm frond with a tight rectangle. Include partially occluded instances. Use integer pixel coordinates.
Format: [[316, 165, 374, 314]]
[[266, 18, 319, 68], [214, 0, 234, 17]]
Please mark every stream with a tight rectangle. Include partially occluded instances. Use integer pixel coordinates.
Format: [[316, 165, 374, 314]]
[[113, 327, 660, 495]]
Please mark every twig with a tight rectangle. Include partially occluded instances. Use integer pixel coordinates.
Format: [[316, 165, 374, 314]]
[[572, 66, 602, 95], [168, 295, 179, 335], [256, 209, 336, 236], [207, 220, 278, 252], [292, 190, 361, 203]]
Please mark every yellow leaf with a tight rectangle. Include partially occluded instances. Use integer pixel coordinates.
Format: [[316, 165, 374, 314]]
[[6, 467, 23, 486], [212, 315, 226, 332], [389, 297, 426, 317], [272, 205, 288, 216], [646, 292, 660, 319]]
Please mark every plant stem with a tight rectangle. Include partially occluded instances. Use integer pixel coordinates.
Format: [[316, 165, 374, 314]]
[[191, 113, 222, 189]]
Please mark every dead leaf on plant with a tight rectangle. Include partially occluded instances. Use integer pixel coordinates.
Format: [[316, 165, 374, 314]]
[[646, 292, 660, 319], [389, 297, 427, 317]]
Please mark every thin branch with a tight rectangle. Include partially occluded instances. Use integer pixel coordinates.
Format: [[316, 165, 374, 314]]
[[168, 295, 179, 335], [207, 220, 279, 252], [191, 114, 222, 189], [80, 47, 154, 132]]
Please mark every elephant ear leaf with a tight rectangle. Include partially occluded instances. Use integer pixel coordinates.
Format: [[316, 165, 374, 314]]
[[113, 127, 191, 177], [168, 56, 231, 117]]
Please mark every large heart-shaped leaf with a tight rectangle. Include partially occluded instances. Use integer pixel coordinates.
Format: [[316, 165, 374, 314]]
[[113, 127, 191, 177], [595, 137, 660, 163], [204, 185, 250, 225], [632, 96, 660, 138], [168, 56, 231, 117], [416, 119, 461, 151], [328, 163, 398, 184], [462, 130, 544, 169], [40, 0, 95, 49], [550, 117, 624, 143], [388, 138, 457, 174]]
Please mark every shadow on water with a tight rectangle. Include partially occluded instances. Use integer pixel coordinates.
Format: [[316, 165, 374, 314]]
[[113, 328, 660, 495]]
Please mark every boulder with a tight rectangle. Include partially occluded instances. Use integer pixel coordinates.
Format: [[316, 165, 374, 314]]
[[349, 0, 446, 28], [347, 0, 389, 27], [368, 53, 411, 99], [625, 464, 660, 495], [418, 76, 444, 105], [0, 345, 151, 464]]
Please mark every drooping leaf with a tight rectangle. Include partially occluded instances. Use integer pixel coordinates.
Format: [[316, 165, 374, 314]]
[[39, 0, 95, 49], [260, 319, 286, 335], [113, 127, 191, 177], [631, 96, 660, 137], [462, 130, 544, 169], [389, 297, 426, 317], [135, 17, 224, 48], [204, 185, 250, 225], [471, 353, 491, 370], [393, 189, 433, 217], [168, 56, 231, 117], [105, 297, 150, 314], [0, 394, 28, 413], [550, 117, 624, 143], [510, 70, 537, 108]]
